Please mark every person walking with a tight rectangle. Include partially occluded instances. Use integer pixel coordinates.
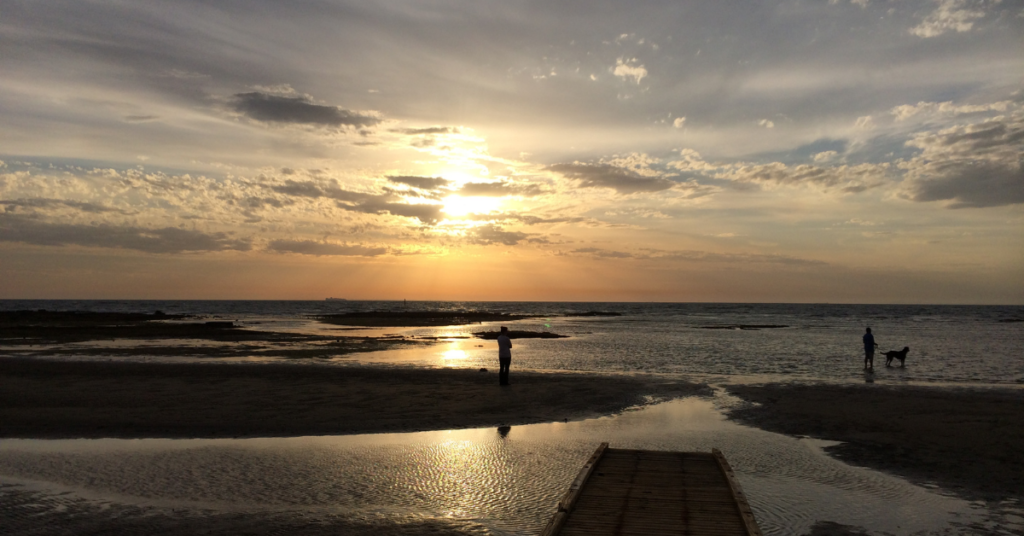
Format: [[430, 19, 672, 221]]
[[863, 327, 878, 371], [497, 326, 512, 386]]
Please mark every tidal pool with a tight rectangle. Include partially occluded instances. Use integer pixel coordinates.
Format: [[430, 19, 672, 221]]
[[0, 393, 1016, 535]]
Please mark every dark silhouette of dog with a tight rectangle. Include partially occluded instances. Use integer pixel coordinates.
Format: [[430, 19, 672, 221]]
[[884, 347, 910, 367]]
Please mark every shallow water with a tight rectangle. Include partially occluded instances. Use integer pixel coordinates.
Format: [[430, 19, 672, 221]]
[[1, 395, 1017, 536], [3, 300, 1021, 385]]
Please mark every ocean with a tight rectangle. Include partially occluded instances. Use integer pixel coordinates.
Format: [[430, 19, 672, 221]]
[[2, 300, 1022, 384]]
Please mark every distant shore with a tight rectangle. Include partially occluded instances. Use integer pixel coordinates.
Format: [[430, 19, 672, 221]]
[[0, 357, 707, 439], [726, 383, 1024, 502]]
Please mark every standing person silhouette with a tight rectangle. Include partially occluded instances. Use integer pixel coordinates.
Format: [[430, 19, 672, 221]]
[[497, 326, 512, 386], [863, 327, 878, 371]]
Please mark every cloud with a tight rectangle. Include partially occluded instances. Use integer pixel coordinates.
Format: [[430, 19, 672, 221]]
[[457, 181, 545, 197], [0, 198, 133, 214], [123, 115, 159, 123], [669, 149, 717, 172], [613, 58, 647, 84], [391, 127, 457, 135], [571, 247, 633, 258], [855, 116, 876, 129], [814, 151, 839, 163], [891, 100, 1015, 121], [714, 162, 892, 192], [386, 175, 451, 190], [758, 119, 775, 129], [346, 200, 444, 223], [910, 0, 988, 38], [266, 239, 387, 256], [514, 214, 593, 225], [649, 249, 827, 266], [0, 214, 251, 253], [268, 179, 443, 223], [547, 163, 675, 194], [468, 224, 531, 246], [899, 115, 1024, 208], [673, 117, 686, 128], [270, 179, 371, 203], [564, 246, 827, 265], [232, 92, 381, 128]]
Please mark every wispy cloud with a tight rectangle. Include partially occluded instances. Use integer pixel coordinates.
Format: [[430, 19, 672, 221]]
[[0, 214, 251, 254], [267, 239, 387, 256]]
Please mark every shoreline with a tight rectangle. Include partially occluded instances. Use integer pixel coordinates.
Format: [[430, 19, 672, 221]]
[[0, 357, 709, 439], [725, 382, 1024, 502]]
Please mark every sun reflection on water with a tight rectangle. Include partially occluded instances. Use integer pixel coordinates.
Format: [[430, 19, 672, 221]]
[[442, 349, 467, 361]]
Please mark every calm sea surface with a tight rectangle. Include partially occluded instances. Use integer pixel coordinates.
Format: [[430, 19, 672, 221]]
[[2, 300, 1022, 384]]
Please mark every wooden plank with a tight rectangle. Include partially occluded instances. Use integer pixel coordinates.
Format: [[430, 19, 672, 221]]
[[558, 442, 608, 513], [543, 446, 763, 536], [713, 448, 764, 536]]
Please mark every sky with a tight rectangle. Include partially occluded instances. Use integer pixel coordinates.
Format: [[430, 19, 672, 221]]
[[1, 0, 1022, 303]]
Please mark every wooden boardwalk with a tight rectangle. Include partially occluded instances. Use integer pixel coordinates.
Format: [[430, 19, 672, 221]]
[[540, 444, 762, 536]]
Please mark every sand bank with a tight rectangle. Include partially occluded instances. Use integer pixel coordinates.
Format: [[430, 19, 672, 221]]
[[0, 358, 708, 439], [726, 383, 1024, 501]]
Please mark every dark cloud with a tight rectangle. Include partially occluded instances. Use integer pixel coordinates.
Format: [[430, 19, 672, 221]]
[[387, 175, 451, 190], [270, 179, 371, 203], [236, 196, 292, 209], [346, 200, 443, 223], [469, 224, 530, 246], [232, 92, 380, 128], [902, 117, 1024, 208], [391, 127, 457, 135], [904, 160, 1023, 208], [267, 239, 386, 256], [267, 179, 443, 223], [546, 163, 674, 194], [0, 198, 133, 214], [457, 181, 545, 197], [0, 214, 251, 253]]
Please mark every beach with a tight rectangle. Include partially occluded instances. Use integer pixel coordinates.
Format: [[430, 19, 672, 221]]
[[726, 383, 1024, 502], [0, 357, 709, 439], [4, 357, 1022, 504]]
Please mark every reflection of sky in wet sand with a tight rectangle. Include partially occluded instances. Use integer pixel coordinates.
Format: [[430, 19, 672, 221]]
[[2, 396, 1017, 536]]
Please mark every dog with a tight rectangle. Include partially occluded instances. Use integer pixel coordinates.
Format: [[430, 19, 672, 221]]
[[884, 347, 910, 367]]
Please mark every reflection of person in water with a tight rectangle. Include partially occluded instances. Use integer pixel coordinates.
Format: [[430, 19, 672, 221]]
[[497, 326, 512, 386], [863, 327, 878, 371]]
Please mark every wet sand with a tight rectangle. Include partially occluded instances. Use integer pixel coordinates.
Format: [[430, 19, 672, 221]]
[[0, 357, 709, 439], [726, 383, 1024, 501]]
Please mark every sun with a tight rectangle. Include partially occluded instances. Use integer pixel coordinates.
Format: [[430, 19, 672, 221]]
[[442, 195, 502, 217]]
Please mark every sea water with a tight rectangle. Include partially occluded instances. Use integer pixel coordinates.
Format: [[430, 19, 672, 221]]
[[2, 300, 1022, 384]]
